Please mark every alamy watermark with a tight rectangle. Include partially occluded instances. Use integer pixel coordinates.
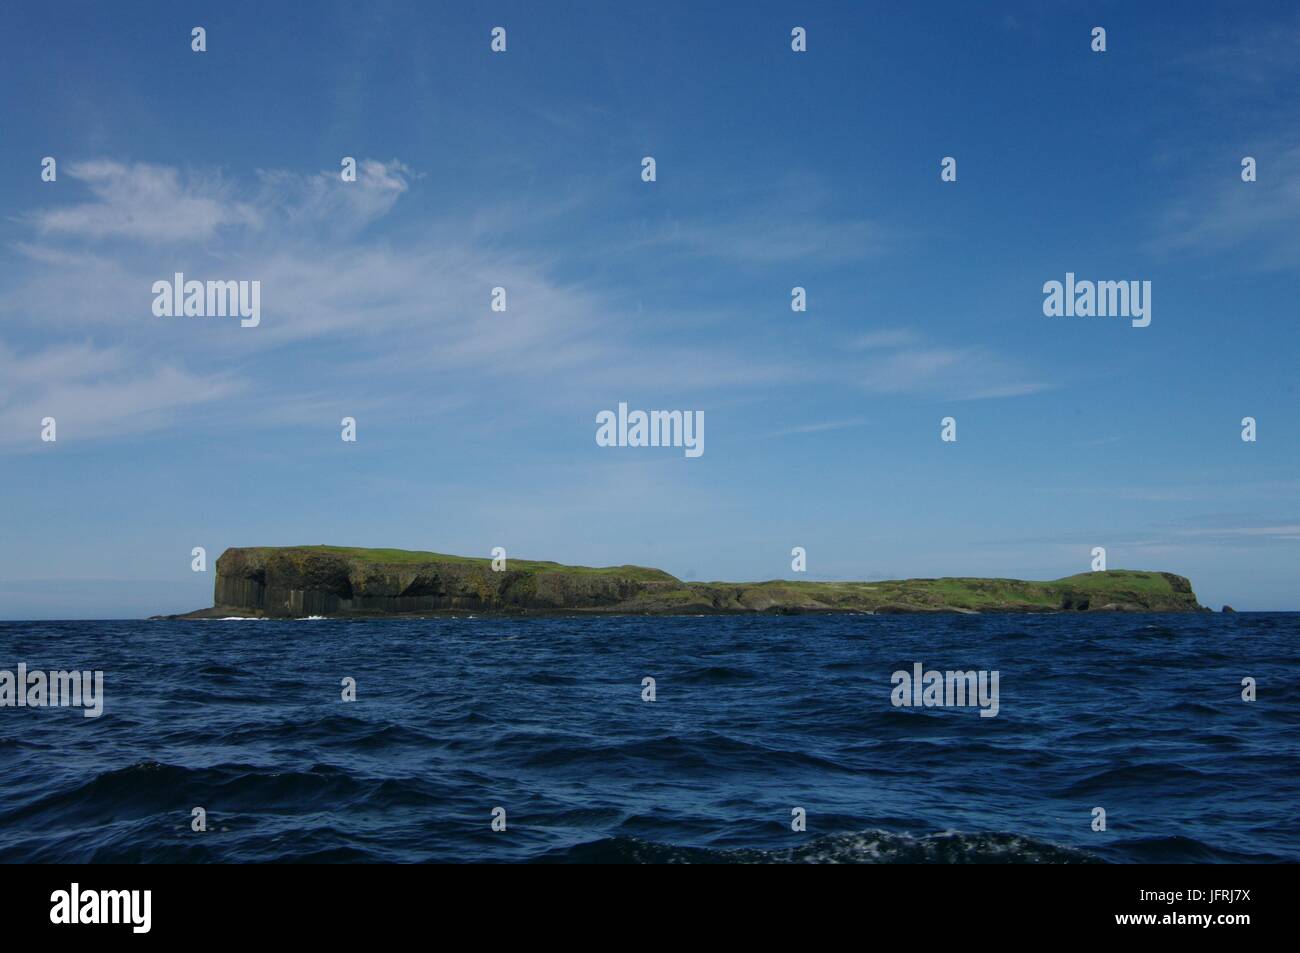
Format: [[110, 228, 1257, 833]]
[[50, 883, 150, 933], [891, 662, 999, 718], [152, 272, 260, 327], [1042, 272, 1150, 327], [1, 664, 104, 717], [595, 402, 704, 458]]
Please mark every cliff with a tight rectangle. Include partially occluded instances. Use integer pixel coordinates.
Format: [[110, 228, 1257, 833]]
[[159, 546, 1206, 618]]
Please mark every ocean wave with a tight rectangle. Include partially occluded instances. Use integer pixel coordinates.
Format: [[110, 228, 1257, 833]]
[[0, 760, 376, 830], [2, 612, 1296, 863], [520, 731, 854, 774], [1057, 762, 1222, 797], [534, 830, 1103, 864], [676, 664, 760, 685]]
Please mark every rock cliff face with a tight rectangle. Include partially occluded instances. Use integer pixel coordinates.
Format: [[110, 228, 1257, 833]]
[[161, 546, 1206, 618], [208, 546, 678, 616]]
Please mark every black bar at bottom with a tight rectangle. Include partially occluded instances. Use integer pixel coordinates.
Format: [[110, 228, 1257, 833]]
[[2, 862, 1279, 939]]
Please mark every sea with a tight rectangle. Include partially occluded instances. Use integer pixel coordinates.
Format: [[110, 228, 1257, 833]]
[[1, 612, 1296, 863]]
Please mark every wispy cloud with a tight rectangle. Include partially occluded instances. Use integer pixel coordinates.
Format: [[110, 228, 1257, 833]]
[[3, 156, 1048, 453], [1, 157, 838, 446], [1036, 480, 1300, 503], [847, 328, 919, 350], [853, 337, 1046, 401], [20, 158, 417, 245], [1149, 142, 1300, 268], [0, 341, 242, 448], [765, 417, 869, 438], [254, 159, 413, 235], [1177, 17, 1300, 88], [1150, 16, 1300, 269], [630, 172, 897, 266], [644, 214, 891, 265], [1171, 524, 1300, 541], [24, 160, 262, 243]]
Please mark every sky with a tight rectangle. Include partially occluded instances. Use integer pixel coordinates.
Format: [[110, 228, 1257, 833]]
[[1, 0, 1298, 617]]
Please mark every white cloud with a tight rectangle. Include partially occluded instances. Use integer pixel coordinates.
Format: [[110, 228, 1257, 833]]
[[4, 158, 822, 394], [1149, 141, 1300, 270], [857, 342, 1046, 401], [765, 418, 869, 438], [2, 156, 1048, 452], [847, 328, 919, 350], [254, 159, 413, 234], [0, 341, 242, 448], [20, 157, 416, 246], [26, 161, 262, 243], [642, 214, 890, 265]]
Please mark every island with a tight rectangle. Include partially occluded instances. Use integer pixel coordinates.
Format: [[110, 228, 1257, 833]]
[[156, 546, 1207, 618]]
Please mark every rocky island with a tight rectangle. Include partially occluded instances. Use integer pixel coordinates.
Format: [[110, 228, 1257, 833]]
[[158, 546, 1206, 618]]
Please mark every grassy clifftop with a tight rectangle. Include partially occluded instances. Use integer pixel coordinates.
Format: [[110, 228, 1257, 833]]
[[231, 545, 674, 580], [166, 545, 1204, 617], [675, 571, 1200, 614]]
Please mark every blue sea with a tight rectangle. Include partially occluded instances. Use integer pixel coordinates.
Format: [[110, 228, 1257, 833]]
[[1, 613, 1296, 863]]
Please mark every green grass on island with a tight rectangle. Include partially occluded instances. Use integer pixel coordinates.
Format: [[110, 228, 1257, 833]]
[[238, 545, 677, 581]]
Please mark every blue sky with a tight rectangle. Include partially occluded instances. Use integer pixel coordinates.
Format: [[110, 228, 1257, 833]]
[[2, 1, 1298, 617]]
